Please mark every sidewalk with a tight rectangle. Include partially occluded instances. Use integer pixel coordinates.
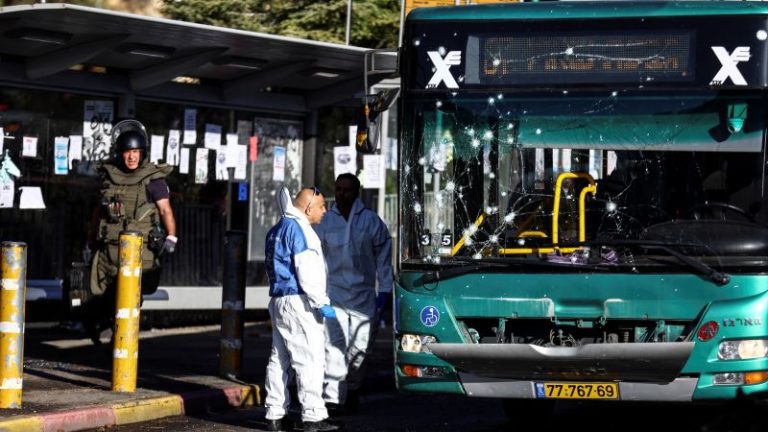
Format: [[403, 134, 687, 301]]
[[0, 321, 272, 432]]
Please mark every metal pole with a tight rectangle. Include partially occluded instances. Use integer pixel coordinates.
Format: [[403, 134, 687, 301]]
[[0, 242, 27, 408], [377, 106, 391, 220], [112, 231, 143, 392], [345, 0, 352, 45], [219, 230, 247, 379]]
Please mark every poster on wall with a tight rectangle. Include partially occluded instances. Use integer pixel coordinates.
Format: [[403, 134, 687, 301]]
[[183, 109, 197, 145], [215, 147, 228, 181], [195, 148, 209, 184], [248, 118, 303, 260], [334, 146, 356, 179], [272, 146, 286, 182], [167, 130, 180, 166], [363, 154, 383, 189], [226, 134, 239, 168], [53, 136, 69, 175], [150, 135, 164, 163], [19, 186, 45, 209], [234, 145, 247, 180], [22, 136, 38, 158], [179, 147, 190, 174], [204, 124, 221, 151], [0, 180, 13, 208], [83, 100, 114, 161], [68, 135, 83, 169]]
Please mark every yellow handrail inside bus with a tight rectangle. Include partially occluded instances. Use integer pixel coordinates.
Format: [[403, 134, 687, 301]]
[[498, 230, 555, 255], [450, 172, 596, 257], [450, 212, 486, 256], [553, 172, 597, 253]]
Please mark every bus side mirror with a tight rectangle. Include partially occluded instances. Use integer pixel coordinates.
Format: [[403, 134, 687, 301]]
[[356, 88, 400, 154]]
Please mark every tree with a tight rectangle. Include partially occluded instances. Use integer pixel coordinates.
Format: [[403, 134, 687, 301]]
[[162, 0, 400, 49]]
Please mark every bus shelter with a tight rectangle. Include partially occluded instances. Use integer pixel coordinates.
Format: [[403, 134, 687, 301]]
[[0, 3, 395, 314]]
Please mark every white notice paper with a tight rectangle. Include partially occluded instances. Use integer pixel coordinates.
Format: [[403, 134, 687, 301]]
[[272, 146, 286, 182], [334, 146, 356, 179], [363, 154, 383, 189], [195, 148, 209, 184], [234, 145, 247, 180], [179, 148, 190, 174], [54, 136, 69, 175], [150, 135, 164, 164], [167, 130, 180, 166], [215, 148, 229, 181], [19, 186, 45, 209], [0, 127, 4, 154], [22, 136, 38, 158], [225, 134, 239, 168], [183, 109, 197, 145], [204, 124, 222, 151], [68, 135, 83, 169], [0, 180, 13, 208], [82, 100, 114, 161], [349, 125, 357, 148]]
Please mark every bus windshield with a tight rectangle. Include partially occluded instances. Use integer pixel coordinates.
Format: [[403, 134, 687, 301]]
[[400, 90, 768, 270]]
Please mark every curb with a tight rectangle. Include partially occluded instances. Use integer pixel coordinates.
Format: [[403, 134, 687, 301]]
[[0, 384, 260, 432]]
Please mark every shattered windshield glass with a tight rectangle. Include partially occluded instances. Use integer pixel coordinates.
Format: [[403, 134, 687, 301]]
[[400, 90, 768, 270]]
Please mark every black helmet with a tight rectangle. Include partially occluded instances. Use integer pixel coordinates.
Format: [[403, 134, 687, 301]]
[[115, 130, 147, 154], [111, 119, 149, 167]]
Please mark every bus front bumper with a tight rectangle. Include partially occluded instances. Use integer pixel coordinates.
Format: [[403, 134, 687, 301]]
[[458, 373, 699, 401]]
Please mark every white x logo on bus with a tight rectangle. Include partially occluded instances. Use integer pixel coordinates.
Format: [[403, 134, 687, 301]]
[[710, 46, 751, 86], [427, 50, 462, 89]]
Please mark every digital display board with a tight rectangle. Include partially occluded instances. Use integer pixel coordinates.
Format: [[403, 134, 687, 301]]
[[470, 32, 694, 84]]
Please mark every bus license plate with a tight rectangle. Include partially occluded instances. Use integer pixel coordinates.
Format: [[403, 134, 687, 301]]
[[535, 382, 619, 400]]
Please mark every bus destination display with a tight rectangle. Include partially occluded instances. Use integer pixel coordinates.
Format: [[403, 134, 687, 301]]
[[479, 32, 693, 84]]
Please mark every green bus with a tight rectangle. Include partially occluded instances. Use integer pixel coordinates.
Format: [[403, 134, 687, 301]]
[[394, 1, 768, 408]]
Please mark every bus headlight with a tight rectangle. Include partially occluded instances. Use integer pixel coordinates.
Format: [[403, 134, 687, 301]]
[[717, 339, 768, 360], [400, 334, 437, 353]]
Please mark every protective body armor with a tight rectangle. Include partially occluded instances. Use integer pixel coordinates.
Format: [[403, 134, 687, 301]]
[[90, 162, 172, 296]]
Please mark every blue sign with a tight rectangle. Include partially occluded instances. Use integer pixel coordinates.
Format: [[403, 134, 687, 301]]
[[420, 305, 440, 327], [238, 183, 248, 201]]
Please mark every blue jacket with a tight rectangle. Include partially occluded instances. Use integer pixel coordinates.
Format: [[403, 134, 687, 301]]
[[264, 188, 329, 308]]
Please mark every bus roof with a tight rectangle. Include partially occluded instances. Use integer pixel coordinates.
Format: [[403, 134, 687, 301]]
[[406, 1, 768, 22]]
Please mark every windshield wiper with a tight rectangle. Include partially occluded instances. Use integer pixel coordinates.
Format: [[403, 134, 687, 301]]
[[574, 240, 730, 286], [416, 256, 607, 285], [417, 261, 503, 285], [415, 240, 729, 286]]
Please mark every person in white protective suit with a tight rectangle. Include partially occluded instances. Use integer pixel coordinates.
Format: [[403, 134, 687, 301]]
[[316, 173, 393, 411], [263, 186, 341, 432]]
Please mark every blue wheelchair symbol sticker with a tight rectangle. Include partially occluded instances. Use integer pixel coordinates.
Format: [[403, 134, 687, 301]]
[[420, 306, 440, 327]]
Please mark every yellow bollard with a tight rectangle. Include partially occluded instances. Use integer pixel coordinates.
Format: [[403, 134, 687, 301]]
[[0, 242, 27, 408], [112, 231, 143, 393]]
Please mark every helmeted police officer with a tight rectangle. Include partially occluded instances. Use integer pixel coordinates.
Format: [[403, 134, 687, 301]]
[[85, 120, 177, 344]]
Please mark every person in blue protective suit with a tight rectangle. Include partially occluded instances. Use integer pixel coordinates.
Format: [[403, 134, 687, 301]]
[[316, 173, 393, 412], [263, 186, 341, 432]]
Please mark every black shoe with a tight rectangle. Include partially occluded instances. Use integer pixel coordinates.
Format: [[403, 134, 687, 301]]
[[325, 402, 346, 416], [303, 419, 342, 432], [266, 417, 290, 432], [344, 390, 359, 413]]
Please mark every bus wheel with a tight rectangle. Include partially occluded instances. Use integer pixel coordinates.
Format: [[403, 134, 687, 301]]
[[502, 398, 555, 421]]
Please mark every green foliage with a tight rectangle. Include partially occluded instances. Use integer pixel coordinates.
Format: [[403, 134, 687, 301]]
[[161, 0, 399, 48]]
